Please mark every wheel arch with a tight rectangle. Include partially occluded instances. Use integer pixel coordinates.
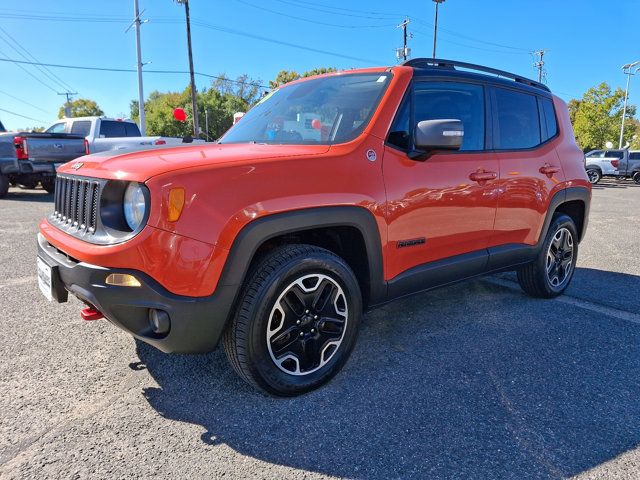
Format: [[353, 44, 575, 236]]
[[218, 206, 387, 309], [542, 187, 591, 244]]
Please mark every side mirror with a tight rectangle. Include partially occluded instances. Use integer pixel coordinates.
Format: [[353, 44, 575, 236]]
[[411, 119, 464, 158]]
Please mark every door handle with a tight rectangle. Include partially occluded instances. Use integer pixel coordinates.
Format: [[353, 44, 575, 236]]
[[539, 165, 560, 175], [469, 170, 497, 182]]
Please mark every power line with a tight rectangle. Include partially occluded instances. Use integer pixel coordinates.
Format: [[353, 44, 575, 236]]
[[0, 45, 59, 94], [0, 26, 76, 93], [0, 88, 50, 114], [0, 57, 270, 88], [234, 0, 395, 28], [0, 107, 46, 123]]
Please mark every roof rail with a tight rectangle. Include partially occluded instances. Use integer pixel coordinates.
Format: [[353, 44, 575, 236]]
[[402, 58, 550, 92]]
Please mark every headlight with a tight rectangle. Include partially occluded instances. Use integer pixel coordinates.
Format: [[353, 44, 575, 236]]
[[123, 182, 147, 231]]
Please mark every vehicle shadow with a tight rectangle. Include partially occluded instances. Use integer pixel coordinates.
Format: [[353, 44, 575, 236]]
[[592, 179, 640, 189], [136, 269, 640, 479], [2, 188, 53, 202]]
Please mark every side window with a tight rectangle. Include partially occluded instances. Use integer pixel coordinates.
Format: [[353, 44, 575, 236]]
[[387, 95, 410, 150], [70, 121, 91, 137], [414, 82, 485, 151], [124, 122, 141, 137], [494, 88, 540, 149], [604, 150, 624, 159], [45, 122, 67, 134], [99, 121, 127, 138], [540, 97, 558, 141], [630, 152, 640, 160]]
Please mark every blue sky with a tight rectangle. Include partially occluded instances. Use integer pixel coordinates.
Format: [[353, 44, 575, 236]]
[[0, 0, 638, 130]]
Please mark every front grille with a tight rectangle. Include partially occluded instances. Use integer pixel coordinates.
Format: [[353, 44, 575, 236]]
[[53, 175, 100, 234]]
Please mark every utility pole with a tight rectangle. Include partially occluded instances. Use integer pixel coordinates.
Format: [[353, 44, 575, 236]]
[[532, 50, 547, 83], [205, 108, 209, 141], [57, 92, 77, 117], [128, 0, 147, 135], [396, 18, 411, 62], [176, 0, 200, 137], [619, 61, 640, 149], [432, 0, 445, 58]]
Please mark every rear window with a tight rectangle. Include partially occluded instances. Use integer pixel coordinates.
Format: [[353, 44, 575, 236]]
[[493, 88, 540, 150], [540, 97, 558, 141], [124, 122, 141, 137], [604, 150, 624, 159], [70, 120, 91, 137], [100, 121, 126, 138]]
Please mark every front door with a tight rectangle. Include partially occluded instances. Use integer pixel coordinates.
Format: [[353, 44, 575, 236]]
[[383, 80, 499, 285]]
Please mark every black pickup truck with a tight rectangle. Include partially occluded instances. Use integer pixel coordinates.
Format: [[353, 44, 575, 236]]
[[0, 130, 87, 198]]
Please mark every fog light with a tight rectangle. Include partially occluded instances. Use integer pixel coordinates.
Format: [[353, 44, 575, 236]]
[[149, 309, 170, 334], [105, 273, 141, 287]]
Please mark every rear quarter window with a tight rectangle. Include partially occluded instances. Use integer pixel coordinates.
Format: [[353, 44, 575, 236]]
[[70, 120, 91, 137], [540, 97, 558, 141], [99, 121, 127, 138], [493, 88, 541, 150]]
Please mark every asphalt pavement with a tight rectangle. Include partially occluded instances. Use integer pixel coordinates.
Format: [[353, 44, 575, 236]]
[[0, 179, 639, 479]]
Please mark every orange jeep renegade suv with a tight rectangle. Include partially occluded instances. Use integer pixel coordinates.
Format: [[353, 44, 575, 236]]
[[37, 59, 591, 396]]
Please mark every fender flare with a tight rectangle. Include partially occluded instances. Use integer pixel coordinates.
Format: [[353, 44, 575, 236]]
[[218, 206, 387, 306], [539, 186, 591, 244]]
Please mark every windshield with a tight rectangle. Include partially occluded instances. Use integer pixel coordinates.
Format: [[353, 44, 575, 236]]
[[220, 72, 391, 145]]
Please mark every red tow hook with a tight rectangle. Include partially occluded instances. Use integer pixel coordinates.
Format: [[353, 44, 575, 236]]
[[80, 306, 104, 321]]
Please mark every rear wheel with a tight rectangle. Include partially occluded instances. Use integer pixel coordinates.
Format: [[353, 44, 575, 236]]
[[41, 178, 55, 194], [586, 168, 601, 184], [223, 244, 362, 396], [517, 214, 578, 298], [0, 174, 8, 198]]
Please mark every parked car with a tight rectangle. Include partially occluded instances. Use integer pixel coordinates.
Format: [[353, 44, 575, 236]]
[[615, 150, 640, 184], [0, 131, 87, 197], [44, 116, 204, 154], [584, 149, 626, 184], [36, 59, 591, 396]]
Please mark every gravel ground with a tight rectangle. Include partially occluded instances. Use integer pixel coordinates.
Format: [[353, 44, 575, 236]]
[[0, 179, 639, 479]]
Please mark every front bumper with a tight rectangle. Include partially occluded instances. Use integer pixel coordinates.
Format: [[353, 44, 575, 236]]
[[37, 233, 237, 353]]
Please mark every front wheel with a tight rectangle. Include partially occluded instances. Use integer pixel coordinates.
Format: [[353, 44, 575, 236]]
[[586, 168, 601, 184], [517, 214, 578, 298], [223, 244, 362, 396], [633, 171, 640, 185]]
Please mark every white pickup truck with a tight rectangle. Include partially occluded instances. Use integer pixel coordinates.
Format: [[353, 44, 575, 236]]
[[44, 116, 203, 154]]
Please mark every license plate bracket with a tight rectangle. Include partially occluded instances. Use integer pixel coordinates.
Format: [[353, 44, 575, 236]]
[[37, 256, 68, 303]]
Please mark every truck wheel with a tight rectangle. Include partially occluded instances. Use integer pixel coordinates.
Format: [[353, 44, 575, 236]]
[[633, 172, 640, 185], [42, 178, 55, 194], [517, 214, 578, 299], [0, 175, 9, 198], [586, 168, 601, 184], [223, 244, 362, 396]]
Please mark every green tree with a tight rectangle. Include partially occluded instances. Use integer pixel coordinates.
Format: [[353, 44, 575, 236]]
[[129, 74, 263, 140], [58, 98, 104, 119], [269, 67, 337, 89], [269, 70, 300, 89], [571, 82, 636, 151]]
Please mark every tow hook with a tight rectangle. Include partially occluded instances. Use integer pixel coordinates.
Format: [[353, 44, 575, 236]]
[[80, 306, 104, 321]]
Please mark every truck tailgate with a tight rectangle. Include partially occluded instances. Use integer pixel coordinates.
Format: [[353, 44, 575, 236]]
[[23, 133, 86, 163]]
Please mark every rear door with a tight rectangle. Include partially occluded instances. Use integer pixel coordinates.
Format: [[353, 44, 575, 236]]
[[383, 80, 499, 283], [490, 88, 565, 251]]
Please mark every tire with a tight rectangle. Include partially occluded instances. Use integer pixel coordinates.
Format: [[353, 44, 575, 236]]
[[633, 172, 640, 185], [0, 174, 8, 198], [586, 168, 601, 184], [517, 214, 578, 298], [42, 178, 55, 194], [223, 244, 363, 396]]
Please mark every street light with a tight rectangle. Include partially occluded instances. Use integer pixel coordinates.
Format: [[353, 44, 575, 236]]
[[175, 0, 200, 138], [432, 0, 446, 58], [619, 61, 640, 149]]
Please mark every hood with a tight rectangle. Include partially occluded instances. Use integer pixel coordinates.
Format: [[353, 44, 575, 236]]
[[56, 143, 331, 181]]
